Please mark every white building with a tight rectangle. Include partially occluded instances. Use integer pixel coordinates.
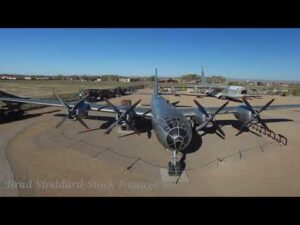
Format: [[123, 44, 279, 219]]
[[1, 76, 16, 80], [24, 76, 32, 80], [119, 78, 131, 83], [95, 78, 102, 82], [187, 87, 195, 93]]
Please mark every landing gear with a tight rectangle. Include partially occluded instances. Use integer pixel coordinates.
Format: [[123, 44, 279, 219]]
[[168, 151, 185, 176]]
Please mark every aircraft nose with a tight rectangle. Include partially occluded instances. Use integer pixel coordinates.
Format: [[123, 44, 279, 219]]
[[166, 128, 191, 151], [174, 136, 184, 150]]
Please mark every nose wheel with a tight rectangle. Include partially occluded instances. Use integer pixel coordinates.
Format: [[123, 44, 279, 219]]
[[168, 151, 185, 176]]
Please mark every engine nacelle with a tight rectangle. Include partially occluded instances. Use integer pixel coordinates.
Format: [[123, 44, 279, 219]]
[[191, 111, 206, 125], [69, 102, 89, 120], [191, 111, 214, 128], [234, 105, 253, 123], [115, 106, 139, 130]]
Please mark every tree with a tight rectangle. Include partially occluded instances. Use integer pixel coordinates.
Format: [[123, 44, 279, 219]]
[[147, 76, 155, 81], [209, 75, 226, 84], [101, 75, 119, 81], [181, 74, 199, 82], [228, 81, 239, 85], [57, 74, 64, 80]]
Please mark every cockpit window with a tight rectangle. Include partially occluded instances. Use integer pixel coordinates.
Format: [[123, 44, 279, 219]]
[[164, 116, 187, 130], [157, 117, 170, 132], [158, 115, 192, 151]]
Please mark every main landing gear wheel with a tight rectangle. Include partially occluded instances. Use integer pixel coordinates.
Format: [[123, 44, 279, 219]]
[[168, 151, 185, 176], [168, 162, 185, 176]]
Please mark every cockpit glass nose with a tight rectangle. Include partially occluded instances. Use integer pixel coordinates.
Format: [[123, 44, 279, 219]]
[[167, 127, 190, 151], [157, 115, 192, 151], [175, 140, 183, 149], [165, 116, 187, 130]]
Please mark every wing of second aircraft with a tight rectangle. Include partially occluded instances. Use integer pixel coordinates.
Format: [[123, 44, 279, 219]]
[[0, 96, 64, 107]]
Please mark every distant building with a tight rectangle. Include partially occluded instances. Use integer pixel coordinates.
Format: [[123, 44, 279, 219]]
[[187, 87, 196, 93], [189, 80, 198, 84], [24, 76, 32, 80], [95, 78, 102, 82], [119, 78, 131, 83], [281, 83, 289, 87], [1, 75, 16, 80], [119, 77, 141, 82], [36, 77, 49, 80]]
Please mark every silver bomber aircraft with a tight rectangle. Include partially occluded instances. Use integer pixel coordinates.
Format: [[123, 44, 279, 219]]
[[1, 69, 300, 175]]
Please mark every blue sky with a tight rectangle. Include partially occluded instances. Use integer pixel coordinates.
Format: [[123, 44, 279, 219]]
[[0, 28, 300, 80]]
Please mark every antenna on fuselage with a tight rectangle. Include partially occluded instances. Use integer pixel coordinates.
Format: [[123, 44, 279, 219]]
[[201, 66, 206, 85], [154, 68, 158, 95]]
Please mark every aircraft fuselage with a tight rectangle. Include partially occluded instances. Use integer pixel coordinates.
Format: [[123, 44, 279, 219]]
[[150, 93, 192, 152]]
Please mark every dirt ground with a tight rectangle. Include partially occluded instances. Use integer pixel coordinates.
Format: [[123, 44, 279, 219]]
[[1, 90, 300, 196]]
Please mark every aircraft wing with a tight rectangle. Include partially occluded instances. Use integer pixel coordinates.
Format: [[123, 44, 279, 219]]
[[177, 104, 300, 117], [225, 94, 261, 98], [2, 95, 300, 120], [0, 96, 65, 107], [172, 93, 205, 97], [134, 92, 205, 97], [89, 103, 153, 118], [0, 96, 154, 118], [0, 90, 30, 99], [177, 106, 237, 117]]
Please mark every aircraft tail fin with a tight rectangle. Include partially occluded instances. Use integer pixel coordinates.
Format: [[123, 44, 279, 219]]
[[201, 66, 206, 85], [154, 68, 158, 95]]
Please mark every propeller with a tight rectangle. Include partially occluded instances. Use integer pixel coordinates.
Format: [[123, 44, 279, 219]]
[[53, 93, 90, 130], [142, 109, 151, 117], [104, 98, 142, 135], [172, 101, 180, 106], [193, 100, 229, 136], [235, 97, 275, 136]]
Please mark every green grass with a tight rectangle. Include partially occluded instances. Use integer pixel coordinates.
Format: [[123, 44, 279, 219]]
[[0, 80, 146, 111], [0, 80, 146, 98], [287, 85, 300, 96]]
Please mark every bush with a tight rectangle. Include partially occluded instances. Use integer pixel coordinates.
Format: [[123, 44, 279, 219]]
[[288, 88, 300, 96]]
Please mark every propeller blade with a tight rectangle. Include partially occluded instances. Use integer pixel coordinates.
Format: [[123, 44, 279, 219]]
[[118, 132, 138, 138], [124, 99, 142, 116], [242, 97, 256, 114], [235, 118, 255, 136], [147, 130, 152, 139], [258, 98, 275, 113], [193, 99, 209, 117], [55, 115, 67, 129], [124, 120, 140, 136], [235, 129, 244, 137], [75, 115, 90, 130], [105, 119, 121, 134], [215, 131, 225, 140], [78, 127, 102, 134], [73, 94, 90, 109], [256, 116, 269, 130], [53, 93, 70, 110], [196, 120, 209, 131], [212, 101, 229, 116], [216, 125, 225, 137], [142, 109, 151, 117], [104, 98, 121, 115]]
